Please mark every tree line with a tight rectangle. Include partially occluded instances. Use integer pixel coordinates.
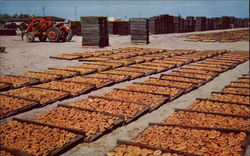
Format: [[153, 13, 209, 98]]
[[0, 13, 36, 21]]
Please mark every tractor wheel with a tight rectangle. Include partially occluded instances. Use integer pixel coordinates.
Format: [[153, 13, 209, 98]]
[[26, 32, 35, 42], [66, 29, 73, 42], [47, 27, 62, 42], [39, 34, 47, 42]]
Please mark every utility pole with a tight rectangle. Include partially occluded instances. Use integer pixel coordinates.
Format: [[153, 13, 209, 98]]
[[42, 6, 45, 16], [74, 6, 77, 20], [177, 6, 181, 17], [138, 12, 141, 18]]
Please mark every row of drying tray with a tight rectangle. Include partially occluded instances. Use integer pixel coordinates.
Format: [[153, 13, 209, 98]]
[[0, 52, 249, 156], [0, 48, 200, 92], [49, 47, 171, 60], [106, 73, 250, 156], [0, 49, 242, 119], [184, 29, 249, 42]]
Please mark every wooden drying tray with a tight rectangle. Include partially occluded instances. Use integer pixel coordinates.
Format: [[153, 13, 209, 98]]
[[105, 140, 201, 156], [12, 117, 85, 156]]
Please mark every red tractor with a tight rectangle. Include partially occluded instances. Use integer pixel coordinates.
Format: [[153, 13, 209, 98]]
[[24, 17, 73, 42]]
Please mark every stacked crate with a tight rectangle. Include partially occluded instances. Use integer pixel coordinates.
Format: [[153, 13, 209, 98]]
[[219, 16, 230, 29], [81, 16, 109, 47], [195, 16, 206, 31], [184, 16, 195, 32], [243, 18, 249, 27], [173, 16, 181, 33], [228, 16, 235, 28], [160, 14, 171, 34], [158, 16, 164, 34], [130, 18, 149, 44], [180, 18, 185, 33], [69, 21, 81, 36], [149, 16, 160, 34], [213, 17, 220, 30], [168, 16, 175, 33], [117, 21, 130, 35], [233, 18, 240, 28], [239, 18, 245, 28], [205, 18, 210, 30], [108, 21, 114, 34]]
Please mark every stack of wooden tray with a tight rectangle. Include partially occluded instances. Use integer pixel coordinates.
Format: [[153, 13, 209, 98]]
[[130, 18, 149, 44], [81, 16, 109, 47]]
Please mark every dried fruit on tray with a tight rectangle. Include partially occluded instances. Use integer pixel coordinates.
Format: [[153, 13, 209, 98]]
[[0, 120, 77, 156], [102, 70, 144, 79], [75, 64, 112, 71], [223, 87, 250, 95], [134, 125, 247, 156], [0, 150, 14, 156], [142, 62, 176, 68], [220, 56, 248, 61], [88, 73, 128, 83], [160, 75, 205, 84], [38, 81, 95, 96], [90, 61, 124, 68], [144, 78, 194, 89], [99, 51, 114, 56], [18, 72, 61, 82], [206, 58, 239, 64], [107, 53, 137, 59], [189, 100, 249, 116], [73, 52, 94, 58], [6, 87, 68, 104], [34, 107, 119, 138], [199, 63, 230, 69], [184, 65, 224, 72], [202, 60, 236, 66], [41, 69, 79, 78], [173, 49, 195, 55], [133, 56, 154, 61], [0, 94, 37, 117], [72, 52, 93, 58], [105, 60, 135, 66], [102, 89, 167, 108], [0, 82, 11, 90], [241, 75, 250, 78], [229, 82, 250, 88], [80, 57, 112, 61], [130, 64, 167, 72], [178, 68, 217, 75], [236, 78, 250, 83], [117, 67, 156, 75], [184, 30, 249, 42], [0, 75, 38, 88], [62, 67, 96, 75], [50, 54, 82, 60], [121, 58, 145, 64], [73, 97, 145, 121], [208, 93, 249, 105], [152, 60, 185, 66], [162, 111, 249, 130], [126, 83, 182, 97], [170, 71, 214, 80], [107, 144, 184, 156], [163, 57, 192, 63], [74, 52, 102, 57], [175, 56, 201, 62], [65, 76, 113, 88]]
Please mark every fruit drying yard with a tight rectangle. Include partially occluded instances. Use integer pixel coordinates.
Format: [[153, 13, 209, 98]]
[[0, 28, 249, 156]]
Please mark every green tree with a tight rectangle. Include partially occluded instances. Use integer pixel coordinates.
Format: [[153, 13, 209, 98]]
[[0, 13, 11, 21]]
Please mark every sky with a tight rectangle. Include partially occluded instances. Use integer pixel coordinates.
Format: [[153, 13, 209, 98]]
[[0, 0, 249, 21]]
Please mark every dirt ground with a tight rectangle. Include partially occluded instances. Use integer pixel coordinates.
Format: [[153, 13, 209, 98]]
[[0, 28, 249, 156]]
